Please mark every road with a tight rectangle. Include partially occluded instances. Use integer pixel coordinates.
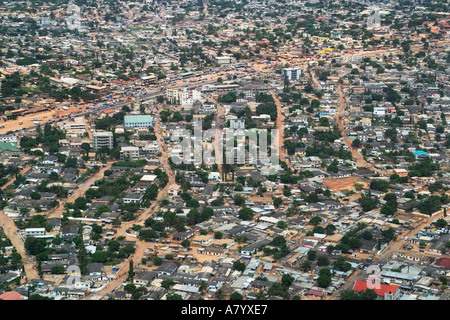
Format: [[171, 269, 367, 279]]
[[0, 168, 39, 281], [0, 213, 40, 281], [1, 165, 32, 189], [210, 96, 225, 180], [335, 84, 390, 176], [90, 104, 177, 297], [46, 162, 113, 219], [270, 90, 291, 170]]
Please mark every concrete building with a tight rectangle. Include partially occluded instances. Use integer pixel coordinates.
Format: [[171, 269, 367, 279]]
[[283, 68, 302, 81], [124, 115, 153, 128], [230, 118, 246, 130], [120, 146, 140, 161], [214, 56, 236, 66], [93, 131, 114, 150]]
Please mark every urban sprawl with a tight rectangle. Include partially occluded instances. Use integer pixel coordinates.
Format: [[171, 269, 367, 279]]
[[0, 0, 449, 302]]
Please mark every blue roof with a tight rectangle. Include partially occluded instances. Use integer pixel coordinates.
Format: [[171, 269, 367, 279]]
[[413, 151, 429, 156]]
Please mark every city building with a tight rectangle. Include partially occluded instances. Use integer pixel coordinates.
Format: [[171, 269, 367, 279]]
[[283, 68, 302, 81], [120, 146, 140, 161], [124, 115, 154, 128], [93, 131, 114, 150]]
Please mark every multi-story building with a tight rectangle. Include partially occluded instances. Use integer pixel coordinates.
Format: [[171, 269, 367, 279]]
[[93, 131, 113, 150], [120, 146, 140, 161], [124, 115, 153, 129], [230, 118, 246, 130], [283, 68, 302, 81], [166, 88, 202, 107], [214, 56, 236, 66]]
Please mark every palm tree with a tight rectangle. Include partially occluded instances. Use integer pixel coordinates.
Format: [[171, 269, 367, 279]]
[[215, 288, 225, 300], [199, 280, 207, 294]]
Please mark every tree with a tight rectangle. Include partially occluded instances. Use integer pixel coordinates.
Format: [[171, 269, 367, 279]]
[[50, 265, 65, 274], [229, 292, 243, 300], [271, 236, 286, 247], [181, 239, 191, 249], [30, 192, 41, 200], [233, 194, 246, 206], [301, 260, 312, 272], [214, 231, 223, 239], [166, 293, 183, 300], [317, 256, 330, 266], [277, 221, 288, 229], [333, 257, 351, 272], [267, 282, 289, 298], [24, 237, 47, 256], [359, 193, 379, 212], [307, 250, 317, 261], [340, 289, 377, 300], [215, 289, 225, 300], [238, 206, 254, 220], [351, 138, 362, 148], [281, 274, 294, 288], [161, 278, 175, 290], [273, 197, 282, 208], [435, 219, 447, 228], [128, 259, 134, 281], [317, 273, 332, 288], [309, 216, 322, 226], [233, 261, 246, 272], [419, 195, 441, 215], [370, 180, 390, 192], [74, 197, 87, 210]]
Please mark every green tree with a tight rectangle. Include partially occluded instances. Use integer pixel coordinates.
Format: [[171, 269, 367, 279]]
[[229, 292, 243, 300], [307, 250, 317, 261], [233, 261, 246, 272], [181, 239, 191, 249], [161, 278, 175, 290]]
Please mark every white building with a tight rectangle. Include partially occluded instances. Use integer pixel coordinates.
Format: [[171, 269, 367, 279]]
[[282, 68, 302, 81], [120, 146, 140, 161], [25, 228, 46, 237], [230, 118, 246, 130], [373, 107, 386, 117], [214, 56, 236, 65], [93, 131, 114, 150]]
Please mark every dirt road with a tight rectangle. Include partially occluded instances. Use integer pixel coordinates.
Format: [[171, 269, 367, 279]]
[[0, 212, 39, 281], [336, 85, 390, 176], [210, 96, 225, 180], [91, 104, 177, 297], [0, 104, 86, 136], [270, 90, 291, 170], [1, 165, 32, 189], [47, 162, 113, 219]]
